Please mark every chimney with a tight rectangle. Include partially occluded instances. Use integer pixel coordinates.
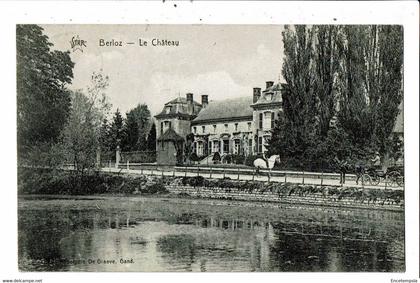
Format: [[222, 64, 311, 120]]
[[201, 95, 208, 108], [253, 87, 261, 103], [266, 81, 274, 89], [186, 93, 193, 104]]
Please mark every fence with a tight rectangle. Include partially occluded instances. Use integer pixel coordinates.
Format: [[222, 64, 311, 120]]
[[104, 163, 403, 190]]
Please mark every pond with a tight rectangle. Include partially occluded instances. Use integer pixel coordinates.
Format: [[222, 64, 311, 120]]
[[18, 195, 404, 272]]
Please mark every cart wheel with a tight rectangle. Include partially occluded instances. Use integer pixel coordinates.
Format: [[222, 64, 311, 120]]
[[370, 174, 380, 186], [361, 174, 371, 186], [387, 171, 400, 187], [396, 174, 404, 187]]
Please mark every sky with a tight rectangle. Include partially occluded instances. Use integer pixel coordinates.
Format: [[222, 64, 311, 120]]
[[41, 25, 285, 116]]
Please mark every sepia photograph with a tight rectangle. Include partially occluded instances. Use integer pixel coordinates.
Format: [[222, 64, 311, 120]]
[[16, 23, 406, 272]]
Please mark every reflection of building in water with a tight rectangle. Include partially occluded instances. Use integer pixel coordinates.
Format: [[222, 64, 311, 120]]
[[59, 211, 404, 272], [18, 207, 404, 272]]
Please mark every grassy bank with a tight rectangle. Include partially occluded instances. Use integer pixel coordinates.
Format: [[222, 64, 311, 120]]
[[18, 167, 168, 195], [18, 168, 404, 207]]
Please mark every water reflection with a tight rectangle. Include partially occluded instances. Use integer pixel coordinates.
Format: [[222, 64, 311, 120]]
[[18, 197, 404, 272]]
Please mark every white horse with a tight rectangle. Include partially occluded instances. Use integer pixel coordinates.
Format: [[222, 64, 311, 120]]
[[253, 154, 281, 176]]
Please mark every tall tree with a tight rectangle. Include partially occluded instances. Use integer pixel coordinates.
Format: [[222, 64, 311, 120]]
[[98, 118, 111, 152], [17, 25, 74, 156], [124, 104, 151, 150], [61, 91, 98, 173], [313, 25, 341, 137], [268, 25, 316, 163], [61, 70, 111, 173], [146, 123, 157, 151], [336, 26, 403, 154], [122, 111, 139, 151], [86, 70, 111, 120], [268, 24, 403, 170], [336, 26, 376, 150], [109, 109, 124, 151], [371, 26, 403, 153]]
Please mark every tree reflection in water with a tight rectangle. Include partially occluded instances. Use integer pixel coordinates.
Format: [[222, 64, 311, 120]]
[[157, 234, 196, 271], [18, 197, 404, 272]]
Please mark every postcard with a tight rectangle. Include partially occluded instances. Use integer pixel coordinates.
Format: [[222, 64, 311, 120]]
[[1, 1, 419, 283]]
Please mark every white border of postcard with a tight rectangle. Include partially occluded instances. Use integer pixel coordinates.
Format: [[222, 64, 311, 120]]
[[0, 1, 418, 283]]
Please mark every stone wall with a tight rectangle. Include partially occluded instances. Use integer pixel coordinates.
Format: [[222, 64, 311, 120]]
[[121, 151, 156, 163], [166, 185, 404, 212]]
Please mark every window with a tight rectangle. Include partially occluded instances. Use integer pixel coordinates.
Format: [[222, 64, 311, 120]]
[[208, 141, 212, 154], [258, 137, 263, 153], [223, 139, 229, 153], [271, 112, 275, 129], [197, 141, 204, 156], [248, 139, 253, 154], [259, 113, 263, 129], [213, 125, 216, 133], [263, 112, 271, 129], [165, 106, 171, 114], [224, 124, 228, 132], [234, 123, 238, 132], [193, 127, 197, 134], [202, 126, 205, 133], [234, 139, 240, 154], [160, 122, 164, 135], [164, 121, 171, 129], [247, 122, 252, 131], [213, 140, 219, 153]]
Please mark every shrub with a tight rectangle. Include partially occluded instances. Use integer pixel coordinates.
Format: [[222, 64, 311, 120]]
[[212, 152, 221, 164], [144, 182, 168, 194], [223, 154, 232, 164], [233, 154, 245, 165], [186, 176, 205, 187]]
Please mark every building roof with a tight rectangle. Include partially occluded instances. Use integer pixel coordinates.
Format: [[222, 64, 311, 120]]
[[192, 96, 253, 125], [155, 96, 202, 119], [165, 97, 201, 107], [251, 83, 282, 108], [157, 128, 184, 142]]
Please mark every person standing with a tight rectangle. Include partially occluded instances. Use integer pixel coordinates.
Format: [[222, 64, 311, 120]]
[[334, 155, 348, 185], [355, 159, 365, 185]]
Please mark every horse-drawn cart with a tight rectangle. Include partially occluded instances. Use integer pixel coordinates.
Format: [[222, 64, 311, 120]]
[[360, 165, 404, 187]]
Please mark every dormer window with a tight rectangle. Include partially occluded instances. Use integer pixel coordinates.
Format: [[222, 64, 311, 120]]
[[165, 106, 172, 114], [164, 121, 171, 129]]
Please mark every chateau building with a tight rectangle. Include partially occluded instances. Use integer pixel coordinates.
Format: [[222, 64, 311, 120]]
[[155, 81, 282, 165]]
